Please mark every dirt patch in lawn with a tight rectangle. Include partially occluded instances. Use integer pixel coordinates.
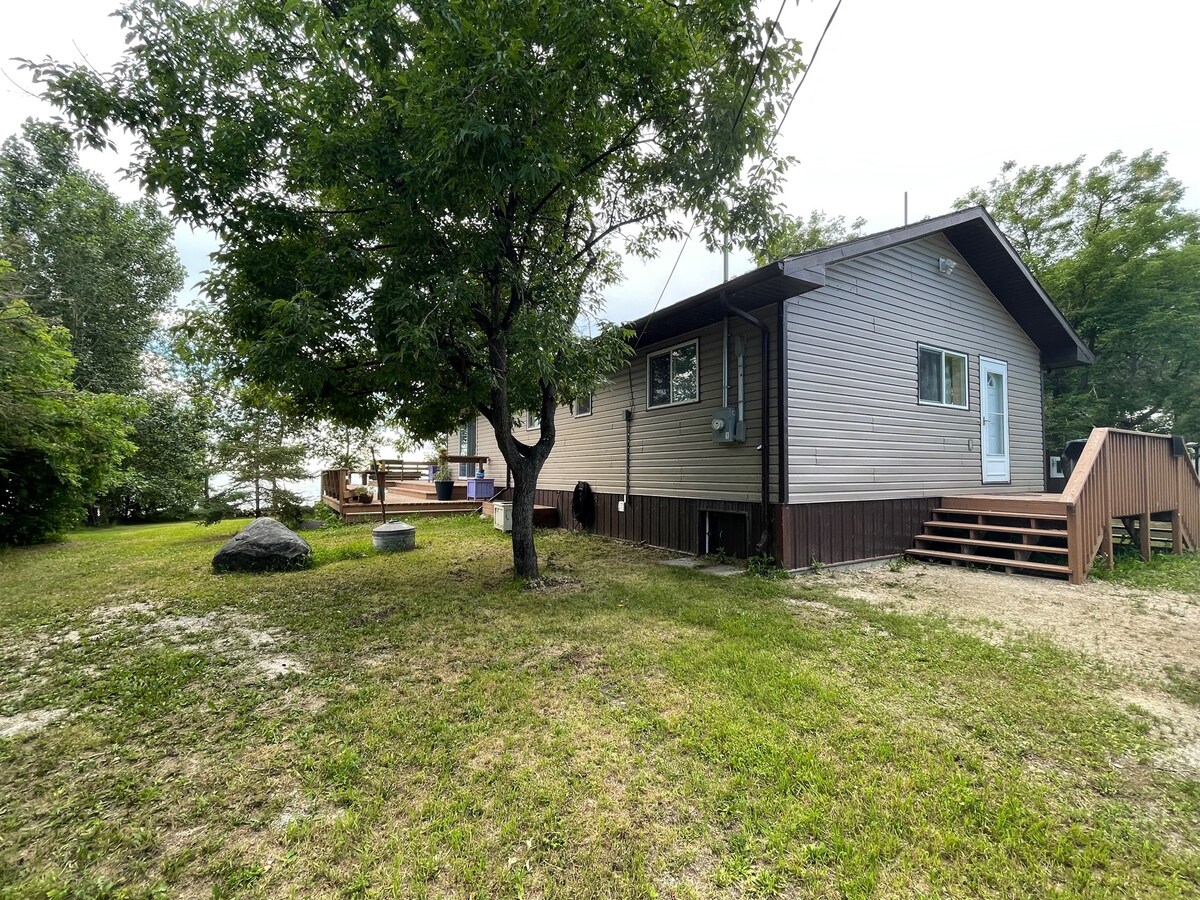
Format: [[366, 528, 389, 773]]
[[0, 707, 68, 738], [821, 563, 1199, 681], [816, 562, 1200, 774], [96, 605, 311, 681]]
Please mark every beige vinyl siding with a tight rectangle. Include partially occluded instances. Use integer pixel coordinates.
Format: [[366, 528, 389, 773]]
[[785, 233, 1044, 503], [471, 304, 779, 502]]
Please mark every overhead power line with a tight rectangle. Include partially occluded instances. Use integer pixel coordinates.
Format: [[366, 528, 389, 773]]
[[638, 0, 845, 343], [773, 0, 843, 144]]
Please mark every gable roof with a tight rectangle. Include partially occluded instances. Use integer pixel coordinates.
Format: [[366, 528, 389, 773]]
[[630, 206, 1094, 369]]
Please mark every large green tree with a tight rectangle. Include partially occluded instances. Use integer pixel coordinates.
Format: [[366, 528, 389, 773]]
[[214, 387, 310, 519], [958, 151, 1200, 448], [0, 121, 185, 395], [755, 209, 866, 265], [29, 0, 804, 576], [100, 389, 210, 522], [0, 263, 141, 544]]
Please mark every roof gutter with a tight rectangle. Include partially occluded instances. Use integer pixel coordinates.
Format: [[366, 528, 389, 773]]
[[722, 294, 772, 557]]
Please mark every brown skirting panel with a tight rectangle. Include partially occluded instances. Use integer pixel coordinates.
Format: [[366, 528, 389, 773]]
[[775, 496, 939, 570], [498, 487, 937, 568], [530, 488, 761, 557]]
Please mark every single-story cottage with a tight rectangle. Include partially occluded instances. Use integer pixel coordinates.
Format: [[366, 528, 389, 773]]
[[326, 206, 1200, 581], [459, 206, 1099, 569]]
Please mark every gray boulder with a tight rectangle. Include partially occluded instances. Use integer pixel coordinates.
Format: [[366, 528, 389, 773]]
[[212, 517, 312, 573]]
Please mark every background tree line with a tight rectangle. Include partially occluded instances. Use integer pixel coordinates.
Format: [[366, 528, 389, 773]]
[[0, 121, 396, 545]]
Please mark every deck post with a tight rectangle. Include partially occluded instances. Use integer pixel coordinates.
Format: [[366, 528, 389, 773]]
[[1066, 504, 1083, 584], [1101, 459, 1114, 569], [1139, 513, 1152, 561], [376, 466, 387, 524], [1172, 509, 1183, 555]]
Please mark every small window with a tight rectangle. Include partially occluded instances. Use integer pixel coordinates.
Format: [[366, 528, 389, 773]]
[[918, 345, 968, 408], [573, 394, 593, 417], [526, 410, 540, 430], [647, 340, 699, 409]]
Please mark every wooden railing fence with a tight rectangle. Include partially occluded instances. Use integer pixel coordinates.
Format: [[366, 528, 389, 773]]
[[320, 468, 348, 504], [1063, 428, 1200, 582]]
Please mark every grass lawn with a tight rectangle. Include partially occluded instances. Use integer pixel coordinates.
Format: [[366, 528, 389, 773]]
[[1, 517, 1198, 898]]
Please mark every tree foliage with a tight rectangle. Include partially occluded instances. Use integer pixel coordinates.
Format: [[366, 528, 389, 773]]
[[100, 389, 210, 522], [313, 422, 394, 471], [214, 387, 310, 519], [0, 121, 185, 395], [0, 264, 141, 544], [754, 209, 866, 265], [29, 0, 804, 576], [959, 151, 1200, 447]]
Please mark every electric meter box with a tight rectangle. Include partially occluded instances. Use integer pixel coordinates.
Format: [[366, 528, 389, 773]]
[[710, 407, 745, 443]]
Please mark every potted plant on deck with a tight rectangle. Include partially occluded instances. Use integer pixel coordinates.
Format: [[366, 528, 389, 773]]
[[433, 462, 455, 501]]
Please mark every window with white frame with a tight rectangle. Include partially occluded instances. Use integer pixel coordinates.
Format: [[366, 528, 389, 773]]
[[573, 394, 593, 417], [526, 410, 540, 429], [918, 345, 968, 408], [647, 340, 699, 409]]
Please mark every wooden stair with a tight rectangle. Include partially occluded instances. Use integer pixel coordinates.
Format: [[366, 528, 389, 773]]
[[906, 429, 1200, 583], [906, 501, 1072, 578]]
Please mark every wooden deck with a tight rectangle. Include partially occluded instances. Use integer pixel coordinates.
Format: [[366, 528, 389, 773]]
[[908, 429, 1200, 582], [320, 467, 560, 527], [320, 467, 490, 521]]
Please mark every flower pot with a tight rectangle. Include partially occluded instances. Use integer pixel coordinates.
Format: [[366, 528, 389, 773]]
[[434, 480, 455, 501]]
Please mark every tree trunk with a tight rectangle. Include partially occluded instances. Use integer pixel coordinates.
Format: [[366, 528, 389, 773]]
[[508, 454, 540, 578], [481, 331, 555, 580]]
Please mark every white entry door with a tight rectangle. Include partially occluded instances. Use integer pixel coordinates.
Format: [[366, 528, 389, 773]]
[[980, 358, 1010, 484]]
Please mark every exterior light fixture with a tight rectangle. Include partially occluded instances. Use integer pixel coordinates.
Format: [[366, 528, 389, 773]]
[[938, 257, 957, 275]]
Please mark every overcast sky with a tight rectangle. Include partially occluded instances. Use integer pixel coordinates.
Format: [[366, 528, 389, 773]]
[[2, 0, 1198, 325]]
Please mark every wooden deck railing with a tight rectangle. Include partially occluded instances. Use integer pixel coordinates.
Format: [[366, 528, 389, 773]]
[[1063, 428, 1200, 582], [375, 459, 429, 481], [320, 462, 431, 503], [320, 468, 348, 504]]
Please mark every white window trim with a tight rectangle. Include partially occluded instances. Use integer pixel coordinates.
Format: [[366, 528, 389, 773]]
[[646, 338, 701, 410], [916, 344, 970, 410], [526, 410, 540, 430], [573, 394, 593, 418]]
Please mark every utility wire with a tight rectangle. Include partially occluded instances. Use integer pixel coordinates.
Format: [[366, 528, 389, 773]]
[[773, 0, 843, 146], [635, 0, 843, 347], [631, 0, 789, 351]]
